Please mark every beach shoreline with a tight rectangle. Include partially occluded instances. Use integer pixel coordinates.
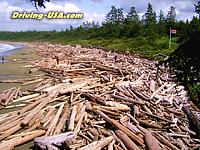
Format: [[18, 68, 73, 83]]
[[0, 42, 38, 92]]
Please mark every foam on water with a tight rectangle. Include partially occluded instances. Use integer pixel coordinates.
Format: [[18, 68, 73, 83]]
[[0, 43, 18, 53]]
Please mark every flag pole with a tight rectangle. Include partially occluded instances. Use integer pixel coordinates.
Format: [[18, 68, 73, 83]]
[[169, 27, 171, 49]]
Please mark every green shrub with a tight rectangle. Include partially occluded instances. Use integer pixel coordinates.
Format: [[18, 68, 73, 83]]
[[189, 84, 200, 100], [163, 30, 200, 105]]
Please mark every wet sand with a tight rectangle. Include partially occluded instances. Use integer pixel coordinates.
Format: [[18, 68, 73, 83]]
[[0, 42, 38, 150], [0, 43, 38, 92]]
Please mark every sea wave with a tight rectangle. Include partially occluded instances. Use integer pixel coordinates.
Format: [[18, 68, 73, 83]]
[[0, 43, 19, 53]]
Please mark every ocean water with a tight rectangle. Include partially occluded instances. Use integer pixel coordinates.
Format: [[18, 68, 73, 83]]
[[0, 43, 24, 63], [0, 43, 24, 56], [0, 43, 19, 53]]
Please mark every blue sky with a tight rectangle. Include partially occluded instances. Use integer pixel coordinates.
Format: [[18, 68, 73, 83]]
[[0, 0, 197, 31]]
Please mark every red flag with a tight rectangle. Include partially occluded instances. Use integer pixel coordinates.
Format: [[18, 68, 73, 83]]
[[171, 29, 177, 34]]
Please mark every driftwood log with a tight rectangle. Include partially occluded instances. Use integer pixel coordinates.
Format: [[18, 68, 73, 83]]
[[78, 136, 114, 150], [0, 130, 45, 150]]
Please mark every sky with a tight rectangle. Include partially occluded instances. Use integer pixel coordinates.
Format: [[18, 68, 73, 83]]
[[0, 0, 198, 31]]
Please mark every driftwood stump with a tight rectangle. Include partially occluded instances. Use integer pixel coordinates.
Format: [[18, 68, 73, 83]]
[[182, 106, 200, 138], [34, 132, 76, 150]]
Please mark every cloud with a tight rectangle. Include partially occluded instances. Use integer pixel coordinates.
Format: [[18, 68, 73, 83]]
[[36, 2, 83, 26], [41, 2, 81, 12], [84, 12, 105, 23], [6, 0, 104, 8], [0, 1, 22, 14], [52, 0, 104, 3], [6, 0, 25, 7]]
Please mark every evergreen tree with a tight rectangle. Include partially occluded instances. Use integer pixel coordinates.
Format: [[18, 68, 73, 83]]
[[69, 25, 73, 31], [105, 6, 124, 37], [124, 7, 141, 37], [141, 14, 146, 25], [158, 10, 165, 24], [166, 30, 200, 100], [143, 2, 158, 39], [190, 16, 200, 30], [167, 6, 176, 24], [106, 6, 124, 24], [106, 6, 118, 24], [82, 21, 92, 29], [144, 3, 157, 26], [91, 21, 97, 28], [195, 0, 200, 19], [163, 2, 200, 103], [116, 8, 125, 24], [126, 6, 139, 23], [158, 10, 167, 35]]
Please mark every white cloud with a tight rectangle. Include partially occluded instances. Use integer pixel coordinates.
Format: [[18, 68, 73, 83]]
[[0, 1, 22, 15], [37, 2, 82, 25], [84, 12, 105, 23], [43, 2, 81, 12]]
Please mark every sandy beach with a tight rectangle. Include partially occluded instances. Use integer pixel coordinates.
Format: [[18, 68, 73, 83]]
[[0, 42, 39, 150], [0, 42, 38, 92]]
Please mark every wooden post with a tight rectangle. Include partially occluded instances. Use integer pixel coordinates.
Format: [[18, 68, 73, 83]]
[[169, 27, 172, 49]]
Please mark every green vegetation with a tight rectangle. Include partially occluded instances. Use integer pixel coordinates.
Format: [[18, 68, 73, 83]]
[[0, 31, 178, 59], [162, 1, 200, 105], [165, 30, 200, 105]]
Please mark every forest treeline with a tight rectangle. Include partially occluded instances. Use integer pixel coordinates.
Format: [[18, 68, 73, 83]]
[[0, 2, 199, 58], [0, 1, 200, 103]]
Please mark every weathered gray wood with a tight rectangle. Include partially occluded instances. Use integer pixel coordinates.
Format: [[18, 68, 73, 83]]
[[34, 132, 76, 150]]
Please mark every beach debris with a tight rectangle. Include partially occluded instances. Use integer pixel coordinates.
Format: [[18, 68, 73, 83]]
[[0, 43, 199, 150], [0, 87, 21, 106]]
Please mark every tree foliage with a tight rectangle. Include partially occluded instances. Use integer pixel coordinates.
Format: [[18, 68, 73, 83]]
[[144, 3, 157, 26], [167, 6, 176, 23], [162, 4, 200, 103], [106, 6, 124, 24], [28, 0, 50, 8], [195, 0, 200, 19], [126, 6, 139, 23], [166, 6, 176, 29], [158, 10, 165, 24], [165, 30, 200, 100], [157, 10, 167, 35]]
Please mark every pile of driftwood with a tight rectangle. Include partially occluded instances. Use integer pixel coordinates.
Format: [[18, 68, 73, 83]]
[[0, 43, 200, 150], [0, 87, 21, 106]]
